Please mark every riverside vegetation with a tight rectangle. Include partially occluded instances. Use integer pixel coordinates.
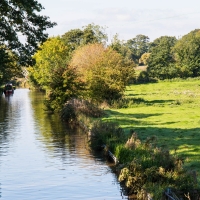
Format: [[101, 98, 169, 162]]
[[1, 13, 200, 198], [72, 78, 200, 199]]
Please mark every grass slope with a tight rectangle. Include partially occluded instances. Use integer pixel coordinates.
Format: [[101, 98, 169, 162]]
[[104, 78, 200, 181]]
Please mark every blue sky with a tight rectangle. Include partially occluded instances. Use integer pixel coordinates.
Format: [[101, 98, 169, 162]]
[[38, 0, 200, 42]]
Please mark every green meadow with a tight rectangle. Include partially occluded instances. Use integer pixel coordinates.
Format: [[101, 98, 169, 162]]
[[103, 78, 200, 180]]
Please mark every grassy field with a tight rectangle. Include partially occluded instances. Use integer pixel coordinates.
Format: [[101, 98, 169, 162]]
[[103, 78, 200, 180]]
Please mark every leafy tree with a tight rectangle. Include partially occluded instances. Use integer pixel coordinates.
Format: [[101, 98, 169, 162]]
[[61, 29, 84, 52], [139, 52, 151, 65], [29, 37, 83, 111], [29, 37, 69, 89], [0, 46, 22, 85], [147, 36, 177, 79], [70, 43, 135, 103], [173, 29, 200, 77], [70, 43, 105, 82], [110, 34, 133, 62], [82, 23, 108, 44], [44, 65, 84, 111], [126, 34, 150, 64], [61, 23, 107, 54], [0, 0, 56, 66]]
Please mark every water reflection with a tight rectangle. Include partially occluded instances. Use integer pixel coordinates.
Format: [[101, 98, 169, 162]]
[[0, 94, 22, 156], [0, 89, 129, 200]]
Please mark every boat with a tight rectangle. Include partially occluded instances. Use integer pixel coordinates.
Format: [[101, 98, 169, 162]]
[[3, 83, 14, 95]]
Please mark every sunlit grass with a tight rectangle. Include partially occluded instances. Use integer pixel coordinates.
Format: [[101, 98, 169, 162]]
[[103, 78, 200, 181]]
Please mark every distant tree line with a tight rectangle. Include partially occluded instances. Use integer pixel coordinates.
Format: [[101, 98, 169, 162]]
[[147, 29, 200, 80], [110, 29, 200, 82]]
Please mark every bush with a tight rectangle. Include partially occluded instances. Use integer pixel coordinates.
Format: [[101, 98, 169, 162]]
[[61, 98, 105, 122], [60, 102, 76, 122], [118, 132, 199, 198], [89, 121, 125, 151]]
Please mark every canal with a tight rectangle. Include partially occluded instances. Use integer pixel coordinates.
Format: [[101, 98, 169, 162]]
[[0, 88, 129, 200]]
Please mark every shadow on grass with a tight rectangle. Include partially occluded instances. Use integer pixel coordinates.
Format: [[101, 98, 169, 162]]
[[104, 109, 200, 177], [105, 110, 177, 126], [106, 110, 163, 119], [133, 126, 200, 175], [124, 96, 175, 105]]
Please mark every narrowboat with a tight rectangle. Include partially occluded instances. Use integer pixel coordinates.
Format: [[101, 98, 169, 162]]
[[4, 83, 14, 95]]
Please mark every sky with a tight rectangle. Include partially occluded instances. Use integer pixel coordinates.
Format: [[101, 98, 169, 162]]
[[38, 0, 200, 42]]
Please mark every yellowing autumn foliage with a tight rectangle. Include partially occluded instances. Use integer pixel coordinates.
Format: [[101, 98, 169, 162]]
[[70, 43, 135, 102]]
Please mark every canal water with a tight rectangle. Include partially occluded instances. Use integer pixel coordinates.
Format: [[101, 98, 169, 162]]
[[0, 88, 129, 200]]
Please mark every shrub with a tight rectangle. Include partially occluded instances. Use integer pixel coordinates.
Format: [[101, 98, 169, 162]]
[[118, 132, 199, 198], [61, 98, 104, 122], [89, 121, 125, 151]]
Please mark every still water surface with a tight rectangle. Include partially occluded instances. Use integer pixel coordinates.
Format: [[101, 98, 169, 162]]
[[0, 89, 129, 200]]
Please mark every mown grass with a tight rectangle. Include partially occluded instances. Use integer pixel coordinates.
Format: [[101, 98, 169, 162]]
[[103, 78, 200, 182]]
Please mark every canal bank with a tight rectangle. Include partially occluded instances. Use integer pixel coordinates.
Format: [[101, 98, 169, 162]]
[[61, 98, 200, 200], [0, 89, 130, 200]]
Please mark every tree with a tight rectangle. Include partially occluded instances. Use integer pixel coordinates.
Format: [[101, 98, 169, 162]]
[[110, 34, 133, 62], [82, 23, 108, 44], [147, 36, 177, 79], [173, 29, 200, 77], [70, 43, 135, 103], [61, 29, 84, 52], [29, 37, 69, 88], [0, 0, 56, 66], [0, 46, 22, 85], [126, 34, 150, 64], [70, 43, 104, 79], [139, 52, 151, 65], [29, 37, 83, 111], [61, 23, 107, 54]]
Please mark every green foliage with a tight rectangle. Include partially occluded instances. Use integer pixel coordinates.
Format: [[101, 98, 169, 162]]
[[147, 36, 177, 79], [70, 43, 136, 103], [29, 37, 83, 111], [139, 52, 150, 65], [117, 132, 198, 198], [61, 98, 104, 122], [109, 34, 133, 62], [115, 145, 135, 163], [61, 29, 84, 52], [173, 29, 200, 77], [106, 97, 146, 109], [30, 37, 69, 88], [0, 46, 22, 85], [136, 71, 150, 83], [126, 34, 150, 64], [61, 23, 107, 53], [89, 48, 135, 102], [43, 66, 83, 111], [146, 29, 200, 80], [0, 0, 56, 65], [89, 121, 126, 151], [59, 101, 76, 122], [83, 23, 108, 44]]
